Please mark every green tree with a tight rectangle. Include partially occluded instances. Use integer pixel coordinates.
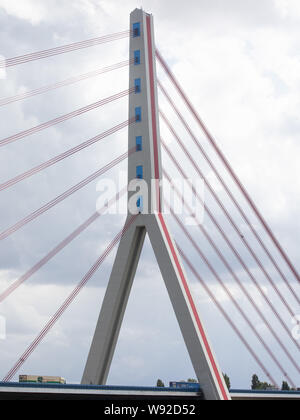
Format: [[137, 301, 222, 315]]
[[282, 381, 290, 391], [187, 378, 198, 383], [251, 374, 260, 390], [156, 379, 165, 387], [223, 373, 231, 390], [259, 382, 274, 390], [251, 374, 274, 390]]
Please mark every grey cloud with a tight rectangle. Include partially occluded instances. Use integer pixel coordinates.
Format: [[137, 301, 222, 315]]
[[0, 0, 299, 389]]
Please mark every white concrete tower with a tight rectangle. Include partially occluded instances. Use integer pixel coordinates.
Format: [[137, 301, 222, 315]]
[[127, 8, 163, 215], [81, 8, 231, 401]]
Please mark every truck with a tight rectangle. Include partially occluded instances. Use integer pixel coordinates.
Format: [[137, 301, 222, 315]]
[[19, 375, 66, 385], [169, 381, 200, 390]]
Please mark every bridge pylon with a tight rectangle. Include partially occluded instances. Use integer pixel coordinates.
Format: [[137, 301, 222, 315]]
[[81, 8, 231, 401]]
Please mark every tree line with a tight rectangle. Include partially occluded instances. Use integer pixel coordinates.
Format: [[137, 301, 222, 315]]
[[156, 374, 298, 391], [251, 374, 297, 391]]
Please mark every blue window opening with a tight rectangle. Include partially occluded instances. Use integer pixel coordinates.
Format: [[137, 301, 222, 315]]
[[135, 78, 141, 93], [137, 196, 143, 213], [136, 136, 142, 151], [133, 22, 141, 37], [134, 50, 141, 65], [136, 165, 143, 179], [135, 107, 142, 122]]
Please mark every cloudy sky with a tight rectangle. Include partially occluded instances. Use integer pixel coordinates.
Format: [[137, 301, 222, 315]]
[[0, 0, 299, 390]]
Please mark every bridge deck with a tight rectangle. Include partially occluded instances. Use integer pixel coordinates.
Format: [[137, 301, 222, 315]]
[[230, 389, 300, 400], [0, 382, 204, 401], [0, 383, 299, 400]]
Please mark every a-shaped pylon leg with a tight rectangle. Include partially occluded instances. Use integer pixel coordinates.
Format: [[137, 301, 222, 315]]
[[146, 214, 230, 400], [81, 217, 146, 386], [82, 214, 231, 401]]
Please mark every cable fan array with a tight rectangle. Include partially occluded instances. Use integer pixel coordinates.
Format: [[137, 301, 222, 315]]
[[0, 30, 298, 388]]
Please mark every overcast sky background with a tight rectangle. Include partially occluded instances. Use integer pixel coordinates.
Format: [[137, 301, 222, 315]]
[[0, 0, 299, 390]]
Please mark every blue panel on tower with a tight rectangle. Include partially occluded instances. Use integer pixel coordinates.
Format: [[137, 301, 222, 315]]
[[137, 196, 143, 213], [136, 136, 142, 151], [135, 107, 142, 122], [134, 50, 141, 65], [135, 78, 141, 93], [136, 165, 143, 179], [133, 22, 141, 37]]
